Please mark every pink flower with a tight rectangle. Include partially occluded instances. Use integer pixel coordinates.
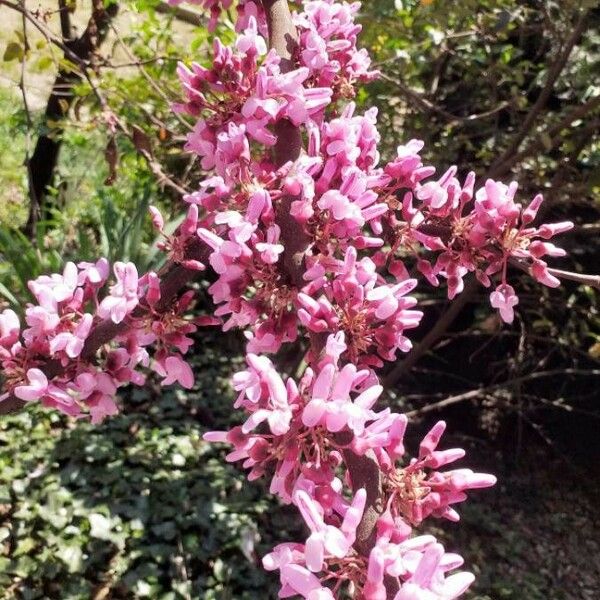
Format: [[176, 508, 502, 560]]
[[29, 262, 79, 306], [278, 562, 333, 599], [197, 228, 244, 274], [318, 189, 365, 227], [98, 262, 139, 324], [237, 354, 294, 435], [14, 368, 74, 413], [302, 362, 381, 436], [294, 489, 353, 572], [49, 313, 93, 359], [154, 355, 194, 389], [531, 260, 561, 288], [14, 368, 48, 401], [394, 544, 475, 600], [255, 225, 284, 264], [235, 16, 267, 57], [490, 284, 519, 324], [367, 280, 418, 321], [88, 395, 119, 424], [382, 420, 496, 524], [0, 309, 20, 348], [74, 371, 119, 424], [77, 258, 109, 286]]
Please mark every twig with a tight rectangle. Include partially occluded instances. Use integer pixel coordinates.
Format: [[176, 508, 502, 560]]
[[509, 258, 600, 290], [108, 22, 192, 130], [577, 223, 600, 235], [155, 1, 205, 27], [491, 97, 600, 178], [405, 368, 600, 417], [490, 10, 590, 174], [379, 72, 510, 127]]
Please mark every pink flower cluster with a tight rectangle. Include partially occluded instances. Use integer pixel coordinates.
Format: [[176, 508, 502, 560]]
[[175, 17, 332, 183], [265, 528, 477, 600], [205, 333, 495, 596], [169, 2, 569, 597], [294, 0, 377, 93], [298, 247, 422, 367], [376, 141, 573, 323], [0, 258, 199, 422]]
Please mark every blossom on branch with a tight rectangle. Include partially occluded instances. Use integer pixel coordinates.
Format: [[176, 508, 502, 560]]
[[0, 1, 583, 598]]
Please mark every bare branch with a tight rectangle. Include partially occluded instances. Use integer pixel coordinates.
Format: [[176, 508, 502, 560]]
[[492, 96, 600, 178], [379, 72, 511, 127], [490, 10, 590, 173], [155, 1, 205, 27], [385, 279, 480, 386], [509, 257, 600, 290], [405, 368, 600, 418]]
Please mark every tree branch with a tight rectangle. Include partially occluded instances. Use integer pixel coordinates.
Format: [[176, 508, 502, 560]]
[[23, 0, 119, 238], [490, 9, 590, 174], [379, 72, 511, 127], [58, 0, 72, 41], [491, 97, 600, 179], [509, 258, 600, 290], [385, 279, 480, 387], [405, 368, 600, 418], [260, 2, 396, 594], [155, 1, 205, 27]]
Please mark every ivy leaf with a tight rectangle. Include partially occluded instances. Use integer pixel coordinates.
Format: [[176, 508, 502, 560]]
[[88, 513, 112, 540], [36, 56, 54, 71], [56, 545, 83, 573], [0, 527, 10, 542]]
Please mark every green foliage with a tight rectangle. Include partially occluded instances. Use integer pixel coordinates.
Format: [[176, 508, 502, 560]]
[[0, 125, 175, 306], [361, 0, 600, 181], [0, 88, 27, 227], [3, 41, 24, 63], [0, 220, 63, 307]]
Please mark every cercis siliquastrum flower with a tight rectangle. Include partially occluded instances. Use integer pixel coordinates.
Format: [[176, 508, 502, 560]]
[[0, 0, 586, 598]]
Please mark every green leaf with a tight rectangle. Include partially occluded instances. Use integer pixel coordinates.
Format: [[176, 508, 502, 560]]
[[13, 537, 36, 557], [35, 56, 54, 71], [0, 282, 17, 306], [88, 513, 112, 540], [56, 545, 83, 573], [3, 42, 23, 62]]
